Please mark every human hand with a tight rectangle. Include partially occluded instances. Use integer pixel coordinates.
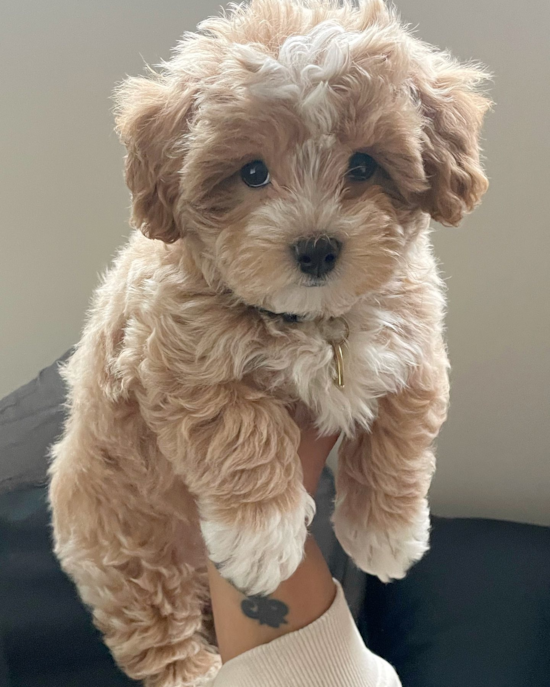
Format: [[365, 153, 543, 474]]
[[297, 424, 340, 495]]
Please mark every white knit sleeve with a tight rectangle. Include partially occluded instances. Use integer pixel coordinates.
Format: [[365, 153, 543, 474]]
[[205, 580, 402, 687]]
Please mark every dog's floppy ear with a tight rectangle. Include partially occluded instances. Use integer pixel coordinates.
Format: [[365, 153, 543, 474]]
[[114, 75, 194, 243], [414, 55, 492, 226]]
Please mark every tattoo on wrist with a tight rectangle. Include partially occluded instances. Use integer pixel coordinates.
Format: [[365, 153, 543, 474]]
[[209, 558, 290, 628], [241, 594, 289, 628]]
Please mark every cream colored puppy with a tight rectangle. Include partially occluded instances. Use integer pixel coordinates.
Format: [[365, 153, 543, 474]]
[[49, 1, 490, 684]]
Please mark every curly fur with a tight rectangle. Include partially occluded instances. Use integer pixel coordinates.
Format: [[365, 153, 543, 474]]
[[49, 1, 490, 684]]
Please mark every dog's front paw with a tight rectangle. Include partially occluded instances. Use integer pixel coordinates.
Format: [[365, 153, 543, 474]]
[[201, 493, 316, 596], [333, 501, 430, 582]]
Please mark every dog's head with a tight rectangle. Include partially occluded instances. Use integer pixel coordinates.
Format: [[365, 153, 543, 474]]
[[115, 0, 491, 318]]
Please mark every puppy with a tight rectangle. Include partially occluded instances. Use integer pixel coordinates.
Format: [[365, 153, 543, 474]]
[[49, 0, 490, 684]]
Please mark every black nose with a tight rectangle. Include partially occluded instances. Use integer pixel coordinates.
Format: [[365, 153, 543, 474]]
[[293, 237, 342, 278]]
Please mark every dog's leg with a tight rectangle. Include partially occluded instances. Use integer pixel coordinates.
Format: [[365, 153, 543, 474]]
[[95, 563, 220, 687], [51, 460, 220, 687], [148, 385, 314, 596], [333, 361, 449, 581], [55, 531, 220, 687]]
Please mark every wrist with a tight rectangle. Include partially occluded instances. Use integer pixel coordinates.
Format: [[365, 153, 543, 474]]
[[208, 536, 336, 663]]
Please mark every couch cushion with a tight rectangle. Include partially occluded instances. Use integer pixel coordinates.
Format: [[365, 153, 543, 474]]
[[361, 516, 550, 687], [0, 350, 71, 496]]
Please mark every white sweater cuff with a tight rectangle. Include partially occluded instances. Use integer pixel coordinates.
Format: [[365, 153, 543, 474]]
[[207, 580, 401, 687]]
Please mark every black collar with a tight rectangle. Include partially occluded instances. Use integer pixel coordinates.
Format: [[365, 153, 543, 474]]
[[257, 307, 304, 324]]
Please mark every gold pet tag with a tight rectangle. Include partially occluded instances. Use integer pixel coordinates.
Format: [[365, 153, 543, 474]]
[[332, 341, 345, 388], [330, 319, 349, 389]]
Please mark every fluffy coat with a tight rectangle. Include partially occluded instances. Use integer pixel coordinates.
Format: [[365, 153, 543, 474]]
[[49, 1, 490, 684]]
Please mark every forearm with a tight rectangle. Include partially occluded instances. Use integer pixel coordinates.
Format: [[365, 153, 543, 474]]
[[207, 535, 336, 663]]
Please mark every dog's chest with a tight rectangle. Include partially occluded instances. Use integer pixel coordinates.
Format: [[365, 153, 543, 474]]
[[261, 314, 412, 436]]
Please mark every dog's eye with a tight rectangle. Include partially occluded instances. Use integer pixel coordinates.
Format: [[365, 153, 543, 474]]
[[241, 160, 270, 188], [347, 152, 378, 182]]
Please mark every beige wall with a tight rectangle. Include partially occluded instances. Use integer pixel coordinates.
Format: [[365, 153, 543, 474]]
[[1, 1, 548, 525]]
